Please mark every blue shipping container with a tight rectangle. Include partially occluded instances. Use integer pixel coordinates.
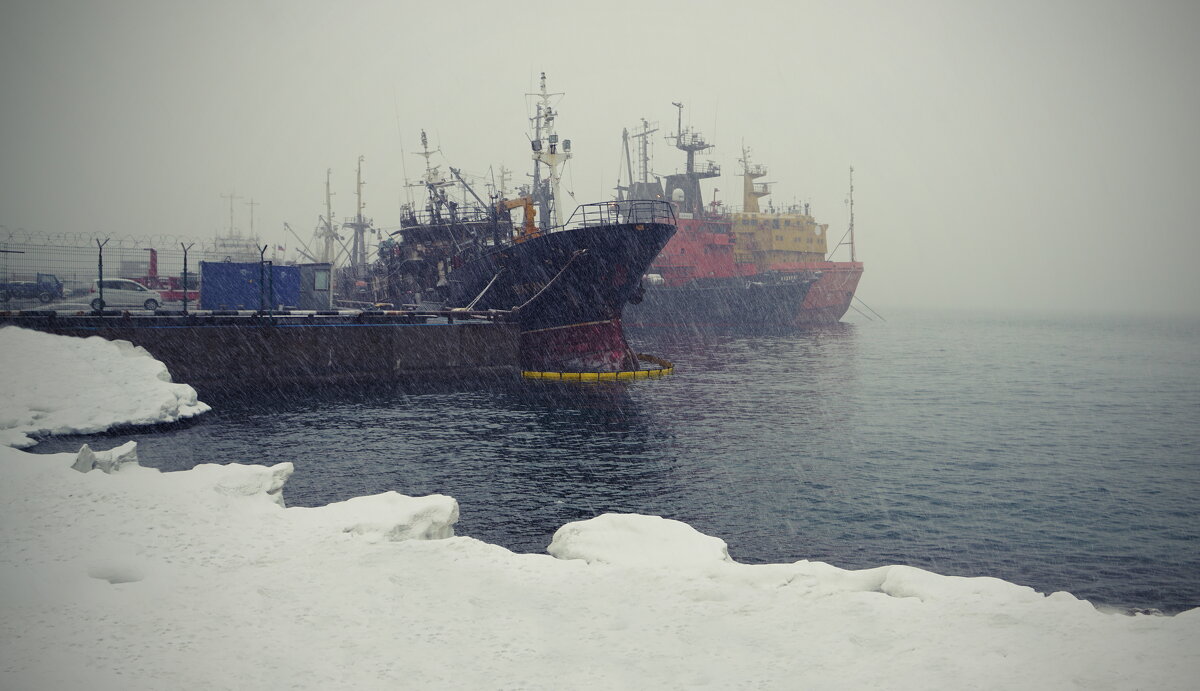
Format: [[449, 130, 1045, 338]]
[[199, 262, 301, 310]]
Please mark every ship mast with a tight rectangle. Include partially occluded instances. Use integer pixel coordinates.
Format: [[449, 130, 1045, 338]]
[[497, 166, 512, 199], [341, 156, 372, 268], [408, 129, 454, 222], [220, 191, 242, 237], [664, 102, 718, 215], [245, 198, 258, 238], [322, 169, 337, 263], [848, 165, 856, 263], [618, 118, 660, 200], [739, 145, 771, 213], [530, 101, 543, 228], [620, 127, 633, 198], [528, 72, 571, 229], [306, 170, 339, 265], [634, 118, 656, 185]]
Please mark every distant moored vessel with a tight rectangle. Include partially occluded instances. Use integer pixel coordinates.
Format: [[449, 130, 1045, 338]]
[[622, 105, 863, 327]]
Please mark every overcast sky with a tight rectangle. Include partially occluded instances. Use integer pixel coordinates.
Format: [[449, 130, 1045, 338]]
[[2, 0, 1197, 315]]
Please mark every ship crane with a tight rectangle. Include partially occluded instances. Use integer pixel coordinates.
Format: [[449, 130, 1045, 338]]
[[449, 166, 524, 248], [497, 196, 538, 241]]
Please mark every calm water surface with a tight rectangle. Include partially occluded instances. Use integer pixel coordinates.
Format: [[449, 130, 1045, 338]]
[[33, 309, 1200, 613]]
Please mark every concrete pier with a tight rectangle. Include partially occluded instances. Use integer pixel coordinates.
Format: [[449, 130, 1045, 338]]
[[1, 309, 519, 394]]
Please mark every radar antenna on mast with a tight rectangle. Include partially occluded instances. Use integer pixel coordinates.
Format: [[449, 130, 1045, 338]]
[[527, 72, 572, 230], [403, 129, 456, 224], [662, 102, 718, 215]]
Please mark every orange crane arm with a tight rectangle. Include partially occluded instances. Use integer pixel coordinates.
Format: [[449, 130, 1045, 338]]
[[497, 196, 539, 241]]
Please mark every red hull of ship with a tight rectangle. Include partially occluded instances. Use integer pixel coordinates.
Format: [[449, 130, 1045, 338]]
[[648, 215, 864, 325], [768, 261, 863, 323], [519, 319, 637, 372]]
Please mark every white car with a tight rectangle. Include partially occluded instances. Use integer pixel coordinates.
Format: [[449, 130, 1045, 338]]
[[90, 279, 164, 311]]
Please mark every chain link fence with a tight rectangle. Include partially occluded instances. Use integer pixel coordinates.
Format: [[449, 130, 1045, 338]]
[[1, 230, 276, 311]]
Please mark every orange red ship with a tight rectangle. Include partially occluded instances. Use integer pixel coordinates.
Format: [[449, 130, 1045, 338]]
[[622, 108, 863, 327]]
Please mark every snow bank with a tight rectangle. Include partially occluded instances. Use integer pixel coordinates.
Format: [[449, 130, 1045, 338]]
[[0, 326, 210, 448], [547, 513, 1086, 610], [1, 445, 1197, 690], [288, 491, 460, 540], [549, 512, 732, 567], [71, 440, 140, 473], [2, 328, 1197, 689]]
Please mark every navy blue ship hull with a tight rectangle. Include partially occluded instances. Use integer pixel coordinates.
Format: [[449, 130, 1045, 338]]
[[446, 220, 676, 371]]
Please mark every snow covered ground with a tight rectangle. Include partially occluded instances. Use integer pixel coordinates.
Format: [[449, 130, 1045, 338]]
[[1, 325, 1197, 689], [0, 327, 209, 449]]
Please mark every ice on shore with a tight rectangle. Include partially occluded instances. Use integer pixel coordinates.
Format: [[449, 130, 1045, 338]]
[[1, 327, 1197, 689], [0, 326, 210, 448], [3, 444, 1198, 690], [549, 512, 733, 567]]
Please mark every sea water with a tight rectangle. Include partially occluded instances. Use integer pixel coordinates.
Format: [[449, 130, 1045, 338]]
[[31, 308, 1200, 613]]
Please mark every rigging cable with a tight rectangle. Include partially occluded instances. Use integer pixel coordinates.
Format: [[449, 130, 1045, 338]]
[[855, 296, 886, 321], [849, 302, 873, 321]]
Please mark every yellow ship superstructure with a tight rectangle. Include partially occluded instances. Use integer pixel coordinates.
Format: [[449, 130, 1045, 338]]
[[730, 148, 829, 272], [730, 210, 829, 272], [728, 147, 863, 323]]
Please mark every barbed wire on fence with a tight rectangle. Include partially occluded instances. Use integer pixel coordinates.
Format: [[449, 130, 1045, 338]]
[[0, 228, 273, 254], [2, 224, 374, 311]]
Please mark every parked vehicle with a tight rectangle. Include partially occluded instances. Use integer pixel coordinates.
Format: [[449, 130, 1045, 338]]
[[90, 279, 163, 311], [0, 273, 64, 304], [135, 248, 200, 303]]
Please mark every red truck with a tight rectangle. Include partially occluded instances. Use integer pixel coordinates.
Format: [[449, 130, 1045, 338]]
[[131, 249, 200, 303]]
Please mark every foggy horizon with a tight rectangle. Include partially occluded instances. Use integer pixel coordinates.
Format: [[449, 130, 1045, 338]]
[[2, 0, 1198, 316]]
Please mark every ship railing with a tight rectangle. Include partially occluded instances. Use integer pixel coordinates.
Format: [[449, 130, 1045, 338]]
[[399, 204, 498, 228], [676, 129, 711, 150], [721, 204, 813, 217], [560, 200, 676, 230]]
